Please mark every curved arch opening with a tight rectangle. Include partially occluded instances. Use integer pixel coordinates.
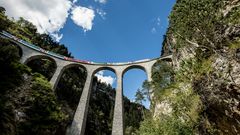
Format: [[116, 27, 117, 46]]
[[123, 67, 149, 135], [55, 64, 87, 133], [85, 69, 117, 135], [25, 55, 57, 80]]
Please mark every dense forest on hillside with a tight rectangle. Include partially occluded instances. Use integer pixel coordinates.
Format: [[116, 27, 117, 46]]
[[3, 0, 240, 134], [0, 7, 146, 135], [138, 0, 240, 135]]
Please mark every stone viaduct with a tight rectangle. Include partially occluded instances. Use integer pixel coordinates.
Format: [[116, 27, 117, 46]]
[[1, 31, 172, 135]]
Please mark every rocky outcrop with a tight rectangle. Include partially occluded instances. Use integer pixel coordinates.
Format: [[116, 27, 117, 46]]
[[152, 0, 240, 134]]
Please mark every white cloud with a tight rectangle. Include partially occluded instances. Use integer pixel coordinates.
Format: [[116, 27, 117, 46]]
[[0, 0, 72, 35], [0, 0, 99, 41], [95, 0, 107, 4], [71, 6, 95, 32], [96, 9, 106, 19], [72, 0, 77, 3], [51, 33, 63, 42], [95, 71, 115, 85], [157, 17, 161, 26]]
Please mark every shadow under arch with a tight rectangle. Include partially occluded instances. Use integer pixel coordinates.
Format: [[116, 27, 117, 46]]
[[24, 54, 57, 65], [56, 62, 88, 105], [25, 54, 57, 80], [85, 66, 117, 135], [55, 62, 88, 133], [62, 63, 88, 75]]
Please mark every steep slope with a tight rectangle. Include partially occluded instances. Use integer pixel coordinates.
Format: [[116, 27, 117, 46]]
[[139, 0, 240, 134]]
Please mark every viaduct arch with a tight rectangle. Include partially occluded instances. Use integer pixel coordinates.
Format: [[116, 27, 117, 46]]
[[1, 31, 172, 135]]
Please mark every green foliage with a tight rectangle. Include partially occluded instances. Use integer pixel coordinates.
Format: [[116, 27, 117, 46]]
[[168, 0, 225, 49], [147, 0, 240, 134], [124, 97, 146, 135], [0, 8, 72, 134], [85, 78, 115, 135], [152, 61, 174, 89], [26, 58, 57, 81], [151, 61, 174, 101], [138, 115, 193, 135], [0, 8, 12, 31], [0, 41, 23, 135], [229, 38, 240, 50], [0, 40, 67, 135], [56, 67, 87, 110], [138, 83, 202, 135], [17, 73, 67, 135], [135, 88, 145, 105], [138, 60, 203, 134], [0, 38, 30, 93], [18, 73, 67, 135], [224, 6, 240, 25], [176, 57, 213, 82]]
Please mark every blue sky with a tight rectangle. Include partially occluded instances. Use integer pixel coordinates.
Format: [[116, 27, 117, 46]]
[[1, 0, 176, 108], [60, 0, 176, 62]]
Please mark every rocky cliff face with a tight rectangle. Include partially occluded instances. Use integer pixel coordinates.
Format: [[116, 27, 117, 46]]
[[151, 0, 240, 134]]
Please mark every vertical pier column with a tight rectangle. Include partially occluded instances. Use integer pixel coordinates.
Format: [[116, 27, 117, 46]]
[[20, 55, 28, 64], [145, 66, 153, 100], [146, 68, 152, 82], [112, 70, 124, 135], [67, 68, 94, 135], [18, 44, 36, 64], [50, 64, 64, 90], [20, 51, 33, 64]]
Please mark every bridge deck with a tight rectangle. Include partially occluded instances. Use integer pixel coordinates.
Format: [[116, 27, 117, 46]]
[[0, 31, 172, 66]]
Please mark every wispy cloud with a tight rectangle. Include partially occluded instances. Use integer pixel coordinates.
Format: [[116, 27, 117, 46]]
[[151, 27, 157, 34], [151, 16, 162, 34], [94, 0, 107, 4], [96, 8, 106, 19], [72, 0, 77, 3], [157, 17, 161, 26], [51, 33, 63, 42]]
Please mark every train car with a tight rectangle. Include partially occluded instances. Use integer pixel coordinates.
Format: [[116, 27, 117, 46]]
[[63, 56, 71, 61], [71, 59, 82, 63], [2, 31, 14, 39], [40, 48, 51, 54], [2, 31, 96, 64], [80, 60, 90, 63], [19, 39, 42, 51], [0, 34, 6, 38], [2, 31, 40, 51], [48, 51, 65, 60]]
